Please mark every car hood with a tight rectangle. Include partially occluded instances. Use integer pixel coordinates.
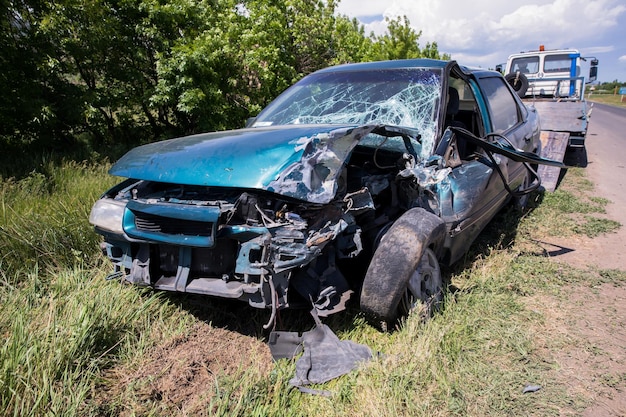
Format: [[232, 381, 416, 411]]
[[110, 124, 381, 204]]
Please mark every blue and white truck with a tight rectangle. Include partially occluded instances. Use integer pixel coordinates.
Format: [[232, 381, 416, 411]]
[[497, 46, 599, 189]]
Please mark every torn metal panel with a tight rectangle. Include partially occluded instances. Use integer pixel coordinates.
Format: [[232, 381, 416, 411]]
[[398, 164, 452, 188], [446, 161, 494, 217], [343, 188, 375, 214], [273, 242, 320, 273], [267, 125, 374, 204]]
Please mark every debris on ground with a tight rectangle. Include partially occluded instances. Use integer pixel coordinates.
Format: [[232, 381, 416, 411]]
[[268, 309, 373, 395]]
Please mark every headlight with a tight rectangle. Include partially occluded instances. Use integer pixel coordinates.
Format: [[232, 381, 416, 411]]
[[89, 198, 127, 235]]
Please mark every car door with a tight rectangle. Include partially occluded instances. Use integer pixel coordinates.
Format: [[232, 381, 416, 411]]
[[475, 74, 539, 190], [436, 72, 539, 263]]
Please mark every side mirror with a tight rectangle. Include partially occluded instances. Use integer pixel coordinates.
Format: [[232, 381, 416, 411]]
[[588, 59, 599, 83], [495, 64, 503, 74]]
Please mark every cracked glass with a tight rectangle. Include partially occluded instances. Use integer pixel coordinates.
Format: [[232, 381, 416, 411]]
[[254, 68, 443, 159]]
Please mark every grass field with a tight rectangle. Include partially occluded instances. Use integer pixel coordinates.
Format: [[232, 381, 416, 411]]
[[0, 159, 623, 416], [587, 93, 626, 108]]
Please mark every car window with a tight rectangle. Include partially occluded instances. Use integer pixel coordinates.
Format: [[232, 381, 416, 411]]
[[254, 68, 443, 159], [544, 54, 572, 73], [478, 77, 520, 132], [510, 57, 539, 74], [447, 76, 485, 138]]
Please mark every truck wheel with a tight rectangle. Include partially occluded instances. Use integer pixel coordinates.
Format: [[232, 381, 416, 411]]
[[360, 208, 446, 331], [505, 72, 529, 97]]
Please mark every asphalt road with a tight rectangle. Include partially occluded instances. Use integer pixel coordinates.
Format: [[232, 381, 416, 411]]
[[579, 102, 626, 269], [591, 101, 626, 119]]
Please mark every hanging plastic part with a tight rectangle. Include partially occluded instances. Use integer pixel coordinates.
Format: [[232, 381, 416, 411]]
[[262, 271, 278, 330], [105, 270, 125, 281], [287, 308, 373, 394]]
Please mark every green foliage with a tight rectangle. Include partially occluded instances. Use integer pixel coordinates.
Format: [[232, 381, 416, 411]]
[[366, 15, 449, 62], [596, 80, 626, 92], [0, 0, 83, 147], [1, 0, 450, 163]]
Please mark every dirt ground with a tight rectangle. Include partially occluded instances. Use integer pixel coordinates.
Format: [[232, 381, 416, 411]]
[[98, 322, 273, 416], [531, 107, 626, 416]]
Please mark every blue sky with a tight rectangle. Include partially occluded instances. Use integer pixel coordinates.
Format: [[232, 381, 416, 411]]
[[336, 0, 626, 83]]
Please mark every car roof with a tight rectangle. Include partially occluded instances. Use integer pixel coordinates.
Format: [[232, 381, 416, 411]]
[[314, 59, 496, 78], [314, 59, 450, 73]]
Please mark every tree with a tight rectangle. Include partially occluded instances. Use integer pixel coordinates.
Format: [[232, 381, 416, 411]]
[[0, 0, 450, 158], [366, 15, 449, 61], [0, 0, 84, 148]]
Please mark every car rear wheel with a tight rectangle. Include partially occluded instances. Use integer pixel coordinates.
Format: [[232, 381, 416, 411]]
[[514, 170, 532, 210], [360, 208, 446, 331]]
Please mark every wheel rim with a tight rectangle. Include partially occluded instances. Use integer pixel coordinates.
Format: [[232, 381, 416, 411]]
[[400, 248, 442, 319]]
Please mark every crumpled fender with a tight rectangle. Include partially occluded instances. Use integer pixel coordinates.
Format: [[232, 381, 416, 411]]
[[109, 124, 422, 204]]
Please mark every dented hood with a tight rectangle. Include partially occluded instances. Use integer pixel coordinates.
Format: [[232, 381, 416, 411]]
[[110, 124, 379, 204]]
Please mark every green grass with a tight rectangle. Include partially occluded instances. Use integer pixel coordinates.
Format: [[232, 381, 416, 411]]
[[0, 161, 116, 282], [515, 168, 620, 239], [587, 94, 626, 108], [0, 161, 623, 416], [0, 265, 191, 416]]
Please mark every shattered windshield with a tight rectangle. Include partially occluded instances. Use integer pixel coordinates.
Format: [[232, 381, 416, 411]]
[[253, 68, 443, 158]]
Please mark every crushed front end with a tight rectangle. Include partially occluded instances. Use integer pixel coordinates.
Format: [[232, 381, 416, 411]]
[[88, 116, 405, 326], [90, 179, 370, 323]]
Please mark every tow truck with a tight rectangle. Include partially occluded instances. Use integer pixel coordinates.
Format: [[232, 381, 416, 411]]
[[497, 46, 599, 190]]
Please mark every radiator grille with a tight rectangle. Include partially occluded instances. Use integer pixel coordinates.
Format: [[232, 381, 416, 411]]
[[134, 212, 213, 236]]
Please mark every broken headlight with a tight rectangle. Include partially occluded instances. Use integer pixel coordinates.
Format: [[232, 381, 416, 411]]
[[89, 198, 126, 234]]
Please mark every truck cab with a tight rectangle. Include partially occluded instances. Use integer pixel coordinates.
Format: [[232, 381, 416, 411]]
[[500, 46, 598, 99]]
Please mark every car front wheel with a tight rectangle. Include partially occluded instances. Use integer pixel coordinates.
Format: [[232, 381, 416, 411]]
[[360, 208, 446, 331], [399, 247, 443, 320]]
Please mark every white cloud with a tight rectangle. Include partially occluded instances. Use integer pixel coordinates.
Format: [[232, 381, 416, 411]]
[[336, 0, 626, 78], [486, 0, 626, 48], [583, 46, 615, 55], [335, 0, 387, 18], [337, 0, 625, 47], [619, 55, 626, 62]]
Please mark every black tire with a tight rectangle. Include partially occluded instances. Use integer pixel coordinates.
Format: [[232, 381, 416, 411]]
[[505, 72, 529, 97], [514, 144, 541, 210], [513, 169, 532, 210], [360, 208, 446, 330]]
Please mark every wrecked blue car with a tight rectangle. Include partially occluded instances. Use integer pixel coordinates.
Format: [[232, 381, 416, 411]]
[[90, 59, 559, 329]]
